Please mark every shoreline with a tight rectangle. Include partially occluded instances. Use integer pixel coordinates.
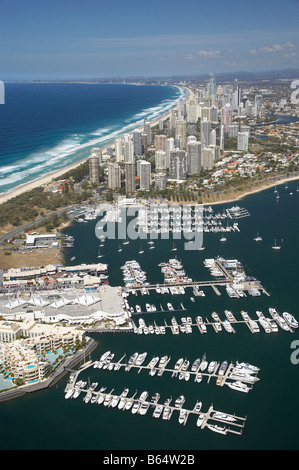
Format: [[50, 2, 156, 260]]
[[0, 84, 189, 205], [201, 173, 299, 206]]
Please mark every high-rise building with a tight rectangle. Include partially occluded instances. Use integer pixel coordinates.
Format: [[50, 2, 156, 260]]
[[144, 120, 152, 146], [154, 134, 167, 151], [165, 137, 174, 168], [237, 132, 249, 151], [139, 161, 151, 190], [108, 163, 121, 190], [155, 150, 167, 171], [220, 124, 225, 150], [228, 124, 239, 138], [187, 140, 201, 175], [169, 149, 187, 180], [201, 107, 211, 121], [210, 106, 218, 123], [132, 129, 143, 156], [186, 100, 198, 123], [155, 172, 167, 191], [201, 147, 215, 170], [200, 118, 211, 148], [89, 152, 100, 184], [124, 134, 134, 162], [209, 129, 216, 146], [175, 119, 187, 149], [115, 138, 124, 162], [209, 73, 216, 98], [125, 162, 136, 194], [223, 103, 233, 133]]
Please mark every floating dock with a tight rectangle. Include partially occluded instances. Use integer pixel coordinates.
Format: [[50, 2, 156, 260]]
[[64, 382, 247, 436]]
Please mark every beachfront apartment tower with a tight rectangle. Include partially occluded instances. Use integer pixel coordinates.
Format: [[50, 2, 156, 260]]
[[115, 138, 124, 162], [187, 139, 201, 175], [144, 120, 152, 146], [169, 149, 187, 180], [175, 119, 187, 149], [108, 163, 121, 190], [139, 161, 151, 191], [132, 129, 143, 156], [89, 153, 100, 184], [125, 162, 136, 194], [200, 118, 211, 148]]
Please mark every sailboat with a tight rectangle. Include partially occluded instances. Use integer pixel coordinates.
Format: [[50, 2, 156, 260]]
[[274, 186, 277, 193], [171, 243, 177, 252], [123, 237, 129, 245], [139, 247, 144, 254], [254, 231, 263, 242], [276, 191, 280, 200], [117, 245, 122, 252], [220, 236, 227, 242], [97, 250, 103, 258], [272, 239, 281, 250]]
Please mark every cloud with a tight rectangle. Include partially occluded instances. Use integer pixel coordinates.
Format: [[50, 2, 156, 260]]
[[198, 50, 220, 58], [248, 42, 296, 55]]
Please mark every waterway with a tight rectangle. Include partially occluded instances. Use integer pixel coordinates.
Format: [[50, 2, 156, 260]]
[[0, 180, 298, 450]]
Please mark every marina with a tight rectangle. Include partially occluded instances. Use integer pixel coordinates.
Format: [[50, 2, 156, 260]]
[[122, 256, 269, 298], [65, 383, 247, 435], [135, 203, 246, 235], [64, 353, 250, 436], [130, 308, 296, 336]]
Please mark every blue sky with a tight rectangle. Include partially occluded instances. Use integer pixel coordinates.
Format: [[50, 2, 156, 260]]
[[1, 0, 299, 79]]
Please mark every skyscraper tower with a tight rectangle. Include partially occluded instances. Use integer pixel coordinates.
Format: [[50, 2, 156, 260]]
[[223, 103, 232, 133], [209, 73, 216, 98], [187, 139, 201, 175], [108, 163, 121, 190], [139, 161, 151, 190], [89, 152, 100, 184], [132, 129, 143, 155], [175, 119, 187, 149], [200, 118, 211, 148], [125, 162, 136, 194]]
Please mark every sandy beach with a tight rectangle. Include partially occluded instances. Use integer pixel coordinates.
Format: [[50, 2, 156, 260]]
[[0, 84, 190, 205]]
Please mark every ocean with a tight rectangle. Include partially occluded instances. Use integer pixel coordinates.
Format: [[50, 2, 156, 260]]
[[0, 82, 184, 194], [0, 180, 298, 451]]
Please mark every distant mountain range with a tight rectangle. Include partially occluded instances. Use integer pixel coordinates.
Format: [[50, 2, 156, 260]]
[[7, 68, 299, 83]]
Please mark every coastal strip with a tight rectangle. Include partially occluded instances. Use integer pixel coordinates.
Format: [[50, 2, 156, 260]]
[[0, 85, 189, 205]]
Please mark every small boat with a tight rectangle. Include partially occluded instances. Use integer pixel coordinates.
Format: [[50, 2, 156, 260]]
[[153, 405, 163, 418], [178, 409, 187, 425], [175, 395, 185, 408], [272, 239, 281, 250], [207, 424, 228, 435], [196, 413, 205, 427], [254, 231, 263, 242], [283, 312, 298, 329], [171, 243, 177, 252]]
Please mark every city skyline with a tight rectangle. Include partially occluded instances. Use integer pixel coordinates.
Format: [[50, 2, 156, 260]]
[[1, 0, 299, 80]]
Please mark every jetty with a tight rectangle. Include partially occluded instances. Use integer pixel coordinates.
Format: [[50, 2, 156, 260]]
[[64, 380, 247, 436]]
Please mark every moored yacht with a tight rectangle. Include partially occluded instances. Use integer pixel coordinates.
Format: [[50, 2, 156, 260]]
[[283, 312, 298, 329]]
